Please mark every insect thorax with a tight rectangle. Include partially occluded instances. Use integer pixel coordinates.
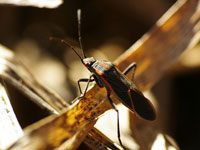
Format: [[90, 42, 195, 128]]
[[92, 60, 113, 73]]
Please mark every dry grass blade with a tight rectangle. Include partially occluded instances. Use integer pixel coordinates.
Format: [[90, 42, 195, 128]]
[[0, 46, 118, 149], [0, 64, 58, 114], [0, 44, 118, 149], [0, 46, 24, 149], [115, 0, 200, 91], [7, 0, 200, 150], [0, 83, 23, 149], [0, 48, 68, 114], [85, 128, 121, 150], [0, 0, 63, 8], [8, 86, 113, 150]]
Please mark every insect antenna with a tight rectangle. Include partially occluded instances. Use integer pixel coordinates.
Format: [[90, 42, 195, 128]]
[[49, 37, 83, 62], [77, 9, 86, 59]]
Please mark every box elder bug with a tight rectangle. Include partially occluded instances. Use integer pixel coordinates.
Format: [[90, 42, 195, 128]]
[[50, 9, 156, 150]]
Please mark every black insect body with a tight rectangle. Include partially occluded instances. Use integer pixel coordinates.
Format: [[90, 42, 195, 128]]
[[51, 9, 156, 150], [76, 57, 156, 149], [81, 57, 156, 121]]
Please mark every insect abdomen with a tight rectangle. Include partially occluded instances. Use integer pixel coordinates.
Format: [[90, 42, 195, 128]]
[[101, 66, 156, 120], [129, 88, 156, 120]]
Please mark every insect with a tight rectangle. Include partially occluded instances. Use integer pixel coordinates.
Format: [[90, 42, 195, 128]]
[[51, 9, 156, 150]]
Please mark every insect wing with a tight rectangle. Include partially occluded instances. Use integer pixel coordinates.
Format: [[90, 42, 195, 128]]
[[101, 66, 156, 120], [129, 88, 156, 120]]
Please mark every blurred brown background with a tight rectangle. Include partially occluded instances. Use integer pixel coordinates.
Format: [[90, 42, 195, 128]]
[[1, 0, 200, 150]]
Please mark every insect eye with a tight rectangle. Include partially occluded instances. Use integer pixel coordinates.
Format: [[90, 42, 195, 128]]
[[85, 62, 89, 66]]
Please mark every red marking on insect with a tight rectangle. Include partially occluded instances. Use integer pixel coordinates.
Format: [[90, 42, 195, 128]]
[[98, 62, 111, 69], [93, 67, 103, 75]]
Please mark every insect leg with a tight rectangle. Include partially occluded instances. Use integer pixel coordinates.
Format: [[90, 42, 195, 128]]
[[78, 76, 95, 96], [123, 62, 136, 82], [81, 73, 98, 97], [107, 92, 126, 150]]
